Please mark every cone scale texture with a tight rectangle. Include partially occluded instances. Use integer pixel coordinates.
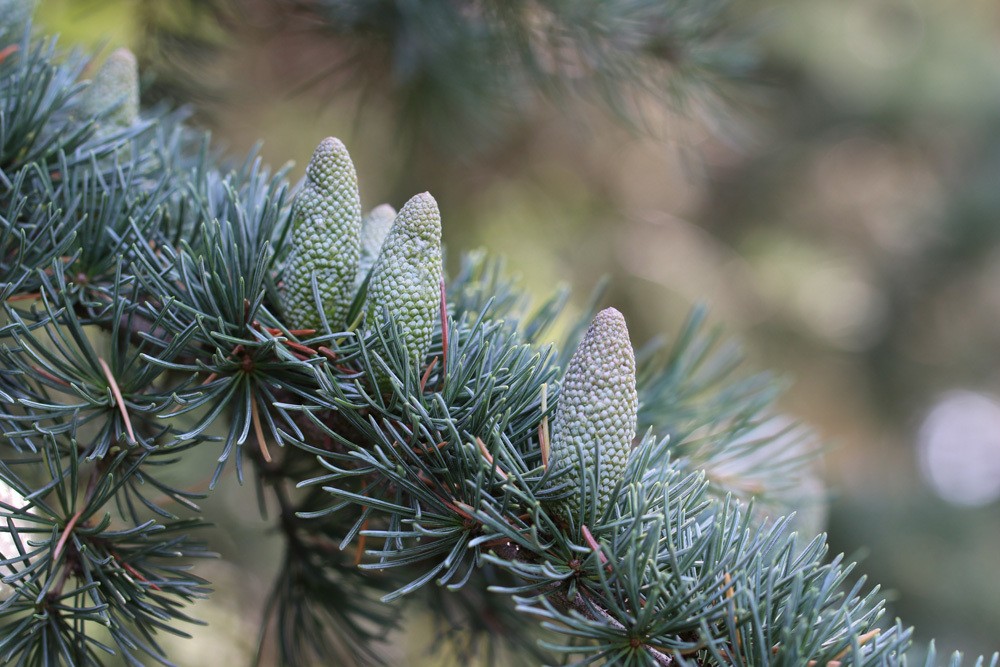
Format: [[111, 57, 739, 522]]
[[365, 192, 442, 373], [356, 203, 397, 289], [550, 307, 638, 516], [282, 137, 362, 330]]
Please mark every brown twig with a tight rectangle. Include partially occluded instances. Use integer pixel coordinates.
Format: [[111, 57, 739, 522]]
[[52, 508, 84, 564], [539, 383, 550, 469], [317, 346, 355, 374], [6, 292, 40, 302], [476, 437, 509, 480], [447, 500, 476, 522], [411, 440, 448, 456], [419, 356, 438, 393], [33, 365, 70, 387], [283, 339, 318, 357], [250, 396, 273, 464], [723, 572, 742, 651], [581, 524, 609, 568], [354, 517, 369, 566], [0, 44, 19, 64], [52, 464, 102, 565], [811, 629, 880, 665], [98, 357, 135, 444], [111, 549, 162, 591]]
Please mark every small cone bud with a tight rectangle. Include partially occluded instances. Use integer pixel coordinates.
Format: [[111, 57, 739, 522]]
[[81, 48, 139, 127], [282, 137, 363, 330], [550, 308, 637, 517], [356, 203, 397, 289], [365, 193, 443, 377]]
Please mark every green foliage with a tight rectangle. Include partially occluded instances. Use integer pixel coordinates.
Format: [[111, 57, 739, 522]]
[[1, 14, 997, 667], [130, 0, 756, 150], [286, 0, 756, 145]]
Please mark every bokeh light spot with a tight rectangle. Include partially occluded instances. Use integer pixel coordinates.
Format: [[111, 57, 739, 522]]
[[917, 390, 1000, 506]]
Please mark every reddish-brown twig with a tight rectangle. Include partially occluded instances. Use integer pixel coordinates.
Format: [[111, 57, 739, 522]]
[[581, 524, 609, 569], [419, 356, 439, 393], [0, 44, 18, 65], [476, 437, 508, 480], [111, 549, 162, 591], [52, 508, 83, 563], [5, 292, 40, 302], [539, 384, 550, 469], [354, 517, 369, 566], [250, 397, 273, 464], [99, 357, 135, 444]]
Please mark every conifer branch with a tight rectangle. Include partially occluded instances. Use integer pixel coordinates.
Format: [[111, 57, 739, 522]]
[[1, 11, 997, 666]]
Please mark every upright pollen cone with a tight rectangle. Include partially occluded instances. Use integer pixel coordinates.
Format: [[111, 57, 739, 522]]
[[550, 307, 638, 517], [281, 137, 363, 330], [356, 203, 397, 289], [365, 192, 443, 377], [81, 48, 139, 127]]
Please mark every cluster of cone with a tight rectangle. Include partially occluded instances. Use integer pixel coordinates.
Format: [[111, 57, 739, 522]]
[[282, 139, 641, 518], [281, 138, 443, 376]]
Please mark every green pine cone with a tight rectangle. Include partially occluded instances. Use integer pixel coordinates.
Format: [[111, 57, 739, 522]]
[[356, 203, 397, 289], [282, 137, 363, 330], [365, 192, 442, 377], [80, 48, 139, 128], [550, 307, 637, 517]]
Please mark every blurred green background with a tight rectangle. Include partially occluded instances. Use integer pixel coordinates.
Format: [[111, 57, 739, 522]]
[[33, 0, 1000, 662]]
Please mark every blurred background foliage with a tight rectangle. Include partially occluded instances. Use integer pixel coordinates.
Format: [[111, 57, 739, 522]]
[[34, 0, 1000, 661]]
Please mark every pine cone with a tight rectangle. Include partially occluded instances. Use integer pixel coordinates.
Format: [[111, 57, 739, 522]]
[[281, 137, 362, 330], [550, 307, 637, 517], [356, 203, 397, 289], [365, 192, 442, 379], [81, 48, 139, 128]]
